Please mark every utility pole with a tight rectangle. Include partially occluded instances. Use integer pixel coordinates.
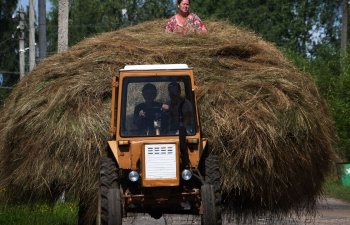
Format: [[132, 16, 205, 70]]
[[58, 0, 69, 53], [18, 8, 26, 79], [341, 0, 348, 56], [29, 0, 36, 71], [341, 0, 348, 73], [39, 0, 47, 60]]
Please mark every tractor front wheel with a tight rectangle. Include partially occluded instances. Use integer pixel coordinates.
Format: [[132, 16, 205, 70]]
[[201, 184, 221, 225], [201, 154, 222, 225], [99, 156, 123, 225]]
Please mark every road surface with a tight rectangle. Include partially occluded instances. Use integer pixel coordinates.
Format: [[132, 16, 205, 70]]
[[121, 198, 350, 225]]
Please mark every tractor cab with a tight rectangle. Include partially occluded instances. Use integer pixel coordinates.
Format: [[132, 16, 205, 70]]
[[119, 68, 197, 137]]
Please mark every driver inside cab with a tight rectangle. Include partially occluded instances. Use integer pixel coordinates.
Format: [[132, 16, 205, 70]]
[[133, 83, 163, 135]]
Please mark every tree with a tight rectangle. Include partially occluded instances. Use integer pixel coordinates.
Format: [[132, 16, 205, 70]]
[[47, 0, 58, 54], [0, 0, 19, 87], [47, 0, 172, 52], [129, 0, 173, 23], [0, 0, 19, 106], [340, 0, 348, 73], [68, 0, 122, 46], [192, 0, 341, 56]]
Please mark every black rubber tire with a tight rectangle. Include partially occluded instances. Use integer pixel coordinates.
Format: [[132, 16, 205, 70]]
[[201, 154, 222, 225], [201, 184, 218, 225], [107, 188, 122, 225], [99, 156, 123, 225]]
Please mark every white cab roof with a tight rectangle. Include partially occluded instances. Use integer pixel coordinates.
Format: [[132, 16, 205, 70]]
[[121, 64, 189, 71]]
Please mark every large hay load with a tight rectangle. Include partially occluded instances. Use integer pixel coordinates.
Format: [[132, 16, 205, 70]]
[[0, 20, 334, 219]]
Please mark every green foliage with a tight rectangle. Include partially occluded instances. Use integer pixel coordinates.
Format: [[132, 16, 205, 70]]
[[0, 0, 20, 86], [330, 62, 350, 160], [323, 177, 350, 202], [136, 0, 174, 22], [0, 0, 18, 105], [192, 0, 341, 55], [312, 49, 350, 160], [0, 202, 77, 225], [0, 88, 12, 106], [46, 0, 58, 55], [46, 0, 173, 53]]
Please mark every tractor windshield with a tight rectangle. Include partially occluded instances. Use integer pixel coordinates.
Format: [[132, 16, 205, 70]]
[[120, 75, 197, 137]]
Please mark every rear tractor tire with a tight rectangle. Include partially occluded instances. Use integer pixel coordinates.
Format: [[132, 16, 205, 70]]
[[99, 156, 123, 225]]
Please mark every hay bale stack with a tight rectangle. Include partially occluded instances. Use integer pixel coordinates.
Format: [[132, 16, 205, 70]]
[[0, 20, 334, 217]]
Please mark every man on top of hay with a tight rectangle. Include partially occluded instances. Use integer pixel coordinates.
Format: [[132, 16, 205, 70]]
[[165, 0, 207, 34]]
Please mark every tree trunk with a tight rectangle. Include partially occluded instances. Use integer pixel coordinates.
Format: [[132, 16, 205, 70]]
[[341, 0, 348, 56], [39, 0, 47, 59], [58, 0, 69, 53]]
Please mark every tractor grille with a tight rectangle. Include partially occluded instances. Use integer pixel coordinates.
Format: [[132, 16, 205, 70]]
[[144, 144, 176, 179]]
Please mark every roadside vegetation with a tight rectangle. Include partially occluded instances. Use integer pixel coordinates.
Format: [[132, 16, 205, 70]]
[[0, 186, 76, 225], [0, 198, 76, 225], [323, 178, 350, 203], [0, 204, 76, 225]]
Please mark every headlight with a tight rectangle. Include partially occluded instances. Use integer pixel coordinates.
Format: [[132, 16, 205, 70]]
[[128, 171, 139, 182], [181, 169, 192, 181]]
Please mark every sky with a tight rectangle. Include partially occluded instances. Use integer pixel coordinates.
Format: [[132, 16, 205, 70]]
[[16, 0, 53, 13]]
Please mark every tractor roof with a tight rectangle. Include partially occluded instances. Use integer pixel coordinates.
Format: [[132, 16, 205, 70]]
[[121, 64, 190, 71]]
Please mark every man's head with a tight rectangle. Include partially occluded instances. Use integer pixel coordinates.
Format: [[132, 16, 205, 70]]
[[142, 83, 157, 102], [168, 82, 181, 99]]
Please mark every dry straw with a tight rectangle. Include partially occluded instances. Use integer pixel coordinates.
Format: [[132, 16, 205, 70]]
[[0, 20, 334, 219]]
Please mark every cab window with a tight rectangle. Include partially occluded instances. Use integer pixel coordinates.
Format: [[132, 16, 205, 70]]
[[120, 76, 196, 137]]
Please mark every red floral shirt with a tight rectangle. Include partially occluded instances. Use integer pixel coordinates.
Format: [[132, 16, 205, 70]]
[[165, 13, 207, 34]]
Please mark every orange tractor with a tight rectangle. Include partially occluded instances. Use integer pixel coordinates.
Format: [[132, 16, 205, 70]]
[[98, 64, 221, 225]]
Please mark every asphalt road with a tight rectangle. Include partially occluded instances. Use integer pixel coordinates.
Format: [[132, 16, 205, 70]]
[[121, 198, 350, 225]]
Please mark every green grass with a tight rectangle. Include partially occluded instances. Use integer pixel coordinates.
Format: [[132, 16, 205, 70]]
[[323, 178, 350, 202], [0, 202, 77, 225]]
